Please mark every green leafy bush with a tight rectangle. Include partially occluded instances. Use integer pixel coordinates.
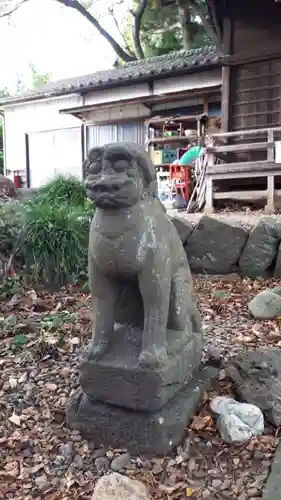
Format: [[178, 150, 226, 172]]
[[0, 151, 4, 176], [23, 197, 91, 286], [0, 275, 22, 299], [0, 200, 24, 254], [0, 175, 94, 288], [36, 174, 87, 207]]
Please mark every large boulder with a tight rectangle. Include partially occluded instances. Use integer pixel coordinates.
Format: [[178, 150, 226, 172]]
[[186, 216, 248, 274], [170, 216, 193, 245], [239, 217, 281, 277], [91, 472, 149, 500], [0, 174, 16, 199], [226, 348, 281, 426], [274, 243, 281, 278], [248, 287, 281, 319]]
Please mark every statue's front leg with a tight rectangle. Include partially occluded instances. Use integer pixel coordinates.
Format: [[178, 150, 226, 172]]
[[138, 259, 170, 368], [88, 257, 117, 360]]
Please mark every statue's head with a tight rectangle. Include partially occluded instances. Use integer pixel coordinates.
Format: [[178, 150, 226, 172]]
[[84, 142, 157, 209]]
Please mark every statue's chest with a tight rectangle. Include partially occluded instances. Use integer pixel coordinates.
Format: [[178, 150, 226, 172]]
[[91, 230, 144, 276]]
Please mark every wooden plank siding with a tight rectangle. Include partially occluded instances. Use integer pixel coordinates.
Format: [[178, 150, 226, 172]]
[[221, 0, 281, 133], [231, 60, 281, 132]]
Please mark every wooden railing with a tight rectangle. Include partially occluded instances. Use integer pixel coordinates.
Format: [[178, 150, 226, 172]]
[[206, 126, 281, 174], [204, 127, 281, 214]]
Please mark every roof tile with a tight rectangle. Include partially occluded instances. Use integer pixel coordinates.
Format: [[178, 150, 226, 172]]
[[0, 46, 222, 105]]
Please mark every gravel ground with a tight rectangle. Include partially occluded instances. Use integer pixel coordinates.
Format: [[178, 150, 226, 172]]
[[0, 278, 280, 500]]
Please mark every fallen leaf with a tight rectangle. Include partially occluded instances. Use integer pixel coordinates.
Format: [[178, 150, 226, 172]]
[[190, 415, 213, 431], [8, 377, 17, 388], [186, 487, 193, 497], [8, 412, 21, 426], [159, 483, 184, 494], [12, 334, 29, 347], [4, 461, 19, 477]]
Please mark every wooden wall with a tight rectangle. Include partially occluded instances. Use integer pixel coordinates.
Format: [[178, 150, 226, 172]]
[[221, 0, 281, 132], [231, 1, 281, 56], [231, 60, 281, 131]]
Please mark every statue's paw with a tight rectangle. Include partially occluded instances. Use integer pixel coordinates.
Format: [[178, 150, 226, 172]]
[[138, 346, 168, 369], [88, 340, 109, 361]]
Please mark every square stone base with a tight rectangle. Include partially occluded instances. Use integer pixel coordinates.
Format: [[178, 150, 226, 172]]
[[80, 324, 203, 411], [67, 366, 218, 456]]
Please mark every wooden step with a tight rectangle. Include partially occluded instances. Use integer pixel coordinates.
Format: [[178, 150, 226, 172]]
[[207, 160, 280, 175]]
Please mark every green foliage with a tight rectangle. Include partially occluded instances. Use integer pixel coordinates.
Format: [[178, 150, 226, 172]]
[[0, 176, 93, 288], [0, 200, 24, 255], [12, 333, 29, 348], [0, 87, 9, 98], [123, 0, 209, 58], [0, 0, 211, 62], [23, 197, 91, 287], [40, 310, 76, 333], [139, 0, 182, 56], [29, 64, 51, 90], [0, 152, 3, 176], [36, 174, 88, 207], [0, 275, 21, 299]]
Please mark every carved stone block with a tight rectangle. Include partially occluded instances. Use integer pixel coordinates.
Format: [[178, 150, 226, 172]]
[[80, 324, 203, 411]]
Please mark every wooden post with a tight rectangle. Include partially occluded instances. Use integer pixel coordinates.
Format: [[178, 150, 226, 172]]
[[221, 16, 232, 133], [204, 175, 214, 214], [204, 145, 214, 214], [265, 130, 275, 212], [267, 129, 274, 161], [203, 95, 209, 114], [265, 175, 275, 214]]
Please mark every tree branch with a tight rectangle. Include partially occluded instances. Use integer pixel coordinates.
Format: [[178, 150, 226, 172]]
[[0, 0, 29, 18], [108, 6, 136, 58], [176, 0, 193, 50], [131, 0, 148, 59], [188, 0, 222, 49], [56, 0, 137, 62]]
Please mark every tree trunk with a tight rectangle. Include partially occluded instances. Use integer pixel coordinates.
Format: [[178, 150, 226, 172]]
[[177, 0, 194, 51], [132, 0, 148, 59]]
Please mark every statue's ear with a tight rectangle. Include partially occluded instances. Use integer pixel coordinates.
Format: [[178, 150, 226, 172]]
[[88, 147, 103, 162], [83, 158, 91, 177]]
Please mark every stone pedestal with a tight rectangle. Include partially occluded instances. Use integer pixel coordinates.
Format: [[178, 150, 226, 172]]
[[67, 366, 217, 456], [66, 326, 217, 455], [80, 324, 203, 411]]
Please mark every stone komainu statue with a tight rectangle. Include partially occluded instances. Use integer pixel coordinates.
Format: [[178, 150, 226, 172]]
[[84, 142, 202, 368]]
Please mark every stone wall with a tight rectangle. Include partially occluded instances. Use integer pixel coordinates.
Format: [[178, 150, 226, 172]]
[[171, 215, 281, 278]]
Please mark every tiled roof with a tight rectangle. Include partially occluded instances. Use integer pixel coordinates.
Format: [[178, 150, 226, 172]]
[[40, 45, 221, 93], [0, 46, 222, 105]]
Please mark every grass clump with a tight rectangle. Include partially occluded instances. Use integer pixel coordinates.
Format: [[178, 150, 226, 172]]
[[1, 175, 94, 288], [23, 198, 91, 286], [35, 174, 88, 207], [0, 200, 24, 253]]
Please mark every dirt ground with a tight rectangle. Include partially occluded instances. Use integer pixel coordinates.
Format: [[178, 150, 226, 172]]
[[1, 277, 280, 500]]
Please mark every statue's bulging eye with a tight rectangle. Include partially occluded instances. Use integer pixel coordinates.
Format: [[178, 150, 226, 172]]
[[89, 161, 102, 174], [113, 160, 129, 172]]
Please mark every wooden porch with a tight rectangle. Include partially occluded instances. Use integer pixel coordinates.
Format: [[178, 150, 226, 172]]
[[204, 127, 281, 214]]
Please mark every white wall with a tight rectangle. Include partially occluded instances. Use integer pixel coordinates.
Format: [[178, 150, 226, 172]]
[[3, 94, 82, 179], [82, 103, 151, 124], [153, 69, 222, 95], [82, 83, 151, 108], [28, 127, 83, 188], [2, 68, 222, 186]]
